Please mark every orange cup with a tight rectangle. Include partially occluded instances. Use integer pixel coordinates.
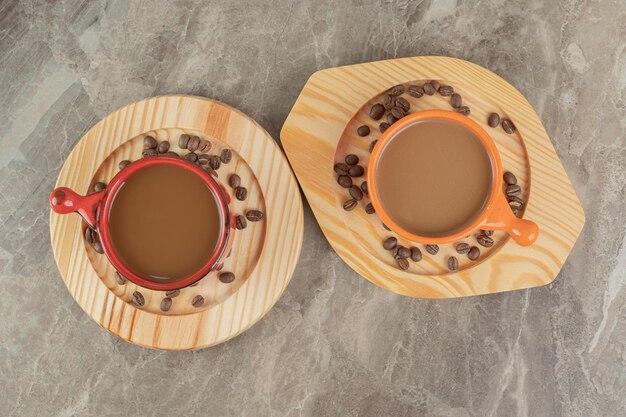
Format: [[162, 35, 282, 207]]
[[367, 110, 538, 246]]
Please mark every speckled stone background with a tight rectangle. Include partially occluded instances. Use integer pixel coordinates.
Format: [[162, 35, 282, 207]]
[[1, 0, 624, 416]]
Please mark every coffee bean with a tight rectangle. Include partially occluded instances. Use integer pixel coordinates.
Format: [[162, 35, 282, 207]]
[[379, 122, 390, 133], [235, 214, 247, 230], [228, 174, 241, 188], [142, 148, 158, 158], [235, 186, 248, 201], [383, 94, 396, 110], [503, 171, 517, 185], [156, 141, 170, 154], [509, 199, 524, 209], [430, 80, 441, 92], [502, 119, 516, 134], [92, 241, 104, 254], [246, 210, 264, 221], [160, 297, 172, 312], [423, 82, 436, 96], [477, 234, 494, 247], [166, 289, 180, 298], [369, 103, 385, 120], [439, 85, 454, 96], [512, 207, 522, 217], [337, 175, 352, 188], [343, 199, 357, 211], [365, 203, 375, 214], [360, 181, 368, 195], [187, 136, 200, 152], [204, 167, 218, 177], [506, 184, 521, 197], [410, 247, 422, 262], [393, 246, 411, 259], [132, 291, 145, 307], [397, 258, 410, 270], [349, 185, 363, 201], [455, 242, 470, 254], [143, 136, 157, 149], [208, 155, 221, 170], [357, 125, 370, 136], [383, 237, 397, 250], [114, 271, 126, 285], [191, 295, 204, 308], [345, 154, 359, 165], [448, 256, 459, 271], [84, 227, 96, 245], [387, 113, 398, 125], [395, 97, 410, 112], [408, 85, 424, 98], [488, 113, 501, 128], [348, 165, 364, 177], [93, 182, 106, 192], [450, 93, 462, 108], [334, 163, 350, 175], [219, 272, 235, 283], [390, 84, 404, 96], [481, 229, 494, 236], [119, 160, 131, 170], [391, 107, 406, 120], [183, 152, 198, 162], [425, 244, 439, 255], [178, 134, 191, 149], [220, 149, 232, 164], [468, 246, 480, 261], [216, 263, 224, 271], [369, 140, 378, 153], [197, 139, 212, 153], [165, 152, 179, 158], [456, 106, 470, 116]]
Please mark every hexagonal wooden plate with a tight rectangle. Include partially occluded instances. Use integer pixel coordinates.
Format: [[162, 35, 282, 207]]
[[281, 56, 584, 298]]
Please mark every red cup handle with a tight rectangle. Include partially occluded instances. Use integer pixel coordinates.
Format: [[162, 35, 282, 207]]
[[49, 187, 104, 229]]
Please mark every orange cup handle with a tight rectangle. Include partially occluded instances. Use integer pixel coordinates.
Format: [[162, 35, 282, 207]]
[[483, 193, 539, 246]]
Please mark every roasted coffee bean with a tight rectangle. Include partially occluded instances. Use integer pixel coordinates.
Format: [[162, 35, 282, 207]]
[[166, 289, 180, 298], [187, 135, 200, 152], [456, 106, 470, 116], [208, 155, 221, 170], [157, 141, 170, 154], [391, 107, 406, 120], [503, 171, 517, 185], [393, 246, 411, 259], [481, 229, 494, 236], [379, 122, 390, 133], [397, 258, 410, 270], [450, 93, 462, 108], [408, 84, 424, 98], [348, 165, 364, 177], [383, 94, 396, 110], [219, 272, 235, 283], [430, 80, 441, 92], [439, 85, 454, 96], [216, 263, 224, 271], [365, 203, 375, 214], [345, 154, 359, 165], [197, 139, 211, 153], [205, 167, 218, 178], [119, 160, 131, 170], [467, 246, 480, 261], [448, 256, 459, 271], [228, 174, 241, 188], [85, 227, 96, 245], [455, 242, 470, 254], [178, 134, 191, 149], [509, 199, 524, 209], [423, 82, 436, 96], [165, 152, 179, 158], [92, 241, 104, 254], [114, 271, 126, 285], [387, 113, 398, 125], [396, 97, 410, 112], [343, 199, 357, 211], [142, 148, 158, 158], [93, 182, 106, 192], [132, 291, 145, 307], [220, 149, 232, 164], [349, 185, 363, 201], [235, 186, 248, 201], [360, 181, 368, 195], [502, 119, 516, 134], [369, 103, 385, 120], [246, 210, 264, 221], [506, 184, 521, 197], [383, 237, 397, 250], [512, 207, 522, 217], [337, 175, 352, 188], [425, 244, 439, 255], [183, 152, 198, 162], [160, 297, 172, 312], [390, 84, 404, 96], [488, 112, 501, 128], [357, 125, 370, 136], [235, 215, 246, 229], [334, 163, 350, 175], [410, 247, 422, 262], [143, 135, 158, 149], [477, 234, 494, 247], [369, 140, 378, 153], [191, 295, 205, 308]]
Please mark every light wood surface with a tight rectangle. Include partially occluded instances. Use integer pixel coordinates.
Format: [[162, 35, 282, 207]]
[[50, 95, 303, 349], [281, 56, 585, 298]]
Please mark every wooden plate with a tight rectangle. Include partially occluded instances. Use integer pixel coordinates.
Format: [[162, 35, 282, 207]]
[[281, 56, 584, 298], [50, 95, 303, 349]]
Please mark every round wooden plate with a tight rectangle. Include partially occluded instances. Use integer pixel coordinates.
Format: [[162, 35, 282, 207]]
[[50, 95, 303, 349]]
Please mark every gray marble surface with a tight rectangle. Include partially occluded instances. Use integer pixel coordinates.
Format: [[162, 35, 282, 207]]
[[1, 0, 624, 416]]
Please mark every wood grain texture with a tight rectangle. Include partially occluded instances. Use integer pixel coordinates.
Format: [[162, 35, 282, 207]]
[[281, 56, 585, 298], [50, 95, 303, 349]]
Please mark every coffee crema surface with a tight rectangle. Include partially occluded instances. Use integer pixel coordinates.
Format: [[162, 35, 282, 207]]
[[375, 119, 493, 236], [108, 164, 221, 281]]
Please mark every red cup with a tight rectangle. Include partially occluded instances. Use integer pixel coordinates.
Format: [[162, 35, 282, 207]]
[[49, 157, 235, 291]]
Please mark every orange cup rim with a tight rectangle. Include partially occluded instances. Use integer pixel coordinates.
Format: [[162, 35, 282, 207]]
[[367, 109, 504, 244]]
